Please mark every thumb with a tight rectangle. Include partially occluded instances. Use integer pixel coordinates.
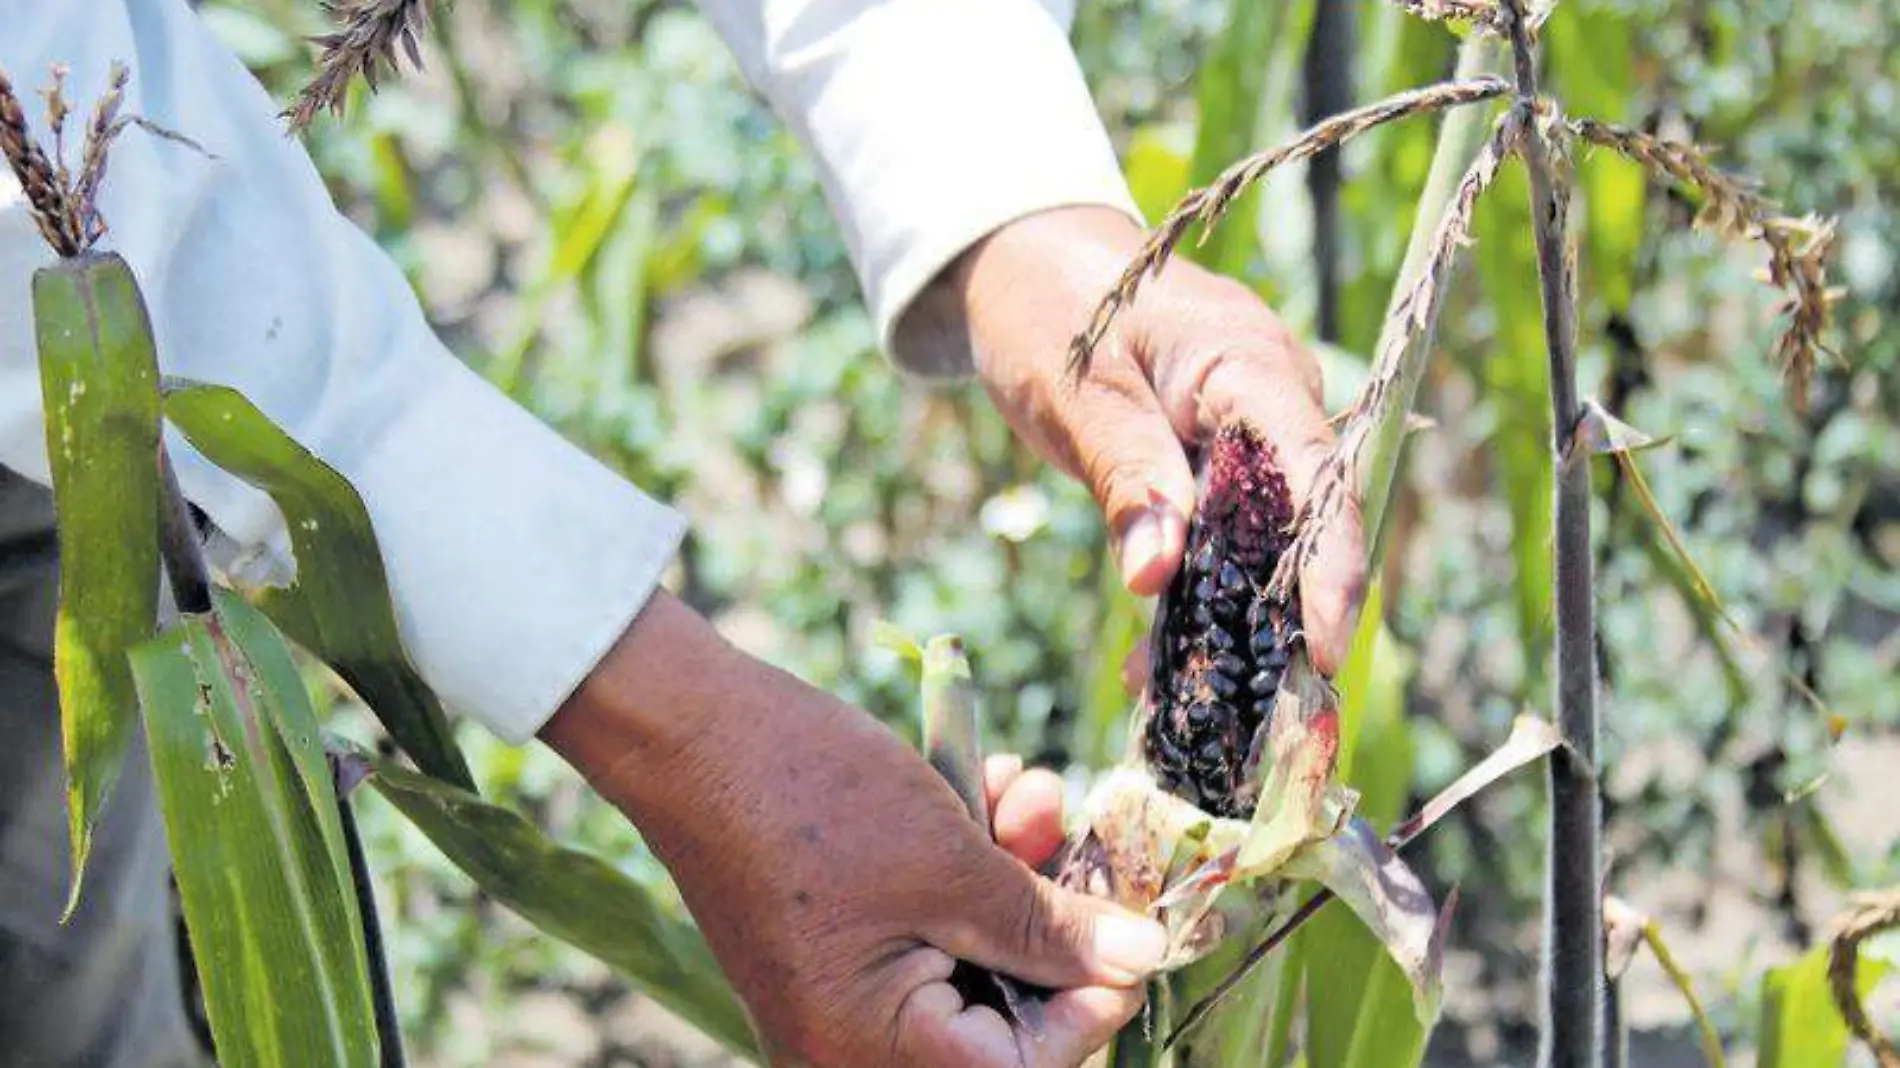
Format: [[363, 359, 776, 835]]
[[1068, 377, 1197, 597], [928, 848, 1169, 990]]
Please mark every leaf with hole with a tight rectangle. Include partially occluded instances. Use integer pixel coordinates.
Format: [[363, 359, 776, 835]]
[[130, 590, 378, 1068], [162, 381, 473, 791]]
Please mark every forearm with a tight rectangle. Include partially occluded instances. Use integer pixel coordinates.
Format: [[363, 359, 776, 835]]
[[537, 590, 757, 824]]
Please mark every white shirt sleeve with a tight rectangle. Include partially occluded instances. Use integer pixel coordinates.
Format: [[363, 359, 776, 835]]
[[1, 0, 1135, 742], [695, 0, 1142, 376], [1, 0, 686, 743]]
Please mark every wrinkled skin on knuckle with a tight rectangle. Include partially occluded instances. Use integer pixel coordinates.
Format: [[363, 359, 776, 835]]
[[643, 701, 1010, 1067], [920, 829, 1024, 954], [1128, 282, 1321, 439], [752, 927, 911, 1068], [1197, 352, 1334, 460], [1012, 880, 1091, 968]]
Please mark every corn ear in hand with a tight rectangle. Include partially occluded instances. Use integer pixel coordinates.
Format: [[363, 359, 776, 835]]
[[1062, 419, 1445, 1020]]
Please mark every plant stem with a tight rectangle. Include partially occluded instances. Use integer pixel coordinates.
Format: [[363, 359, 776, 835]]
[[1499, 3, 1604, 1067], [157, 445, 212, 615], [336, 771, 408, 1068], [1604, 978, 1627, 1068]]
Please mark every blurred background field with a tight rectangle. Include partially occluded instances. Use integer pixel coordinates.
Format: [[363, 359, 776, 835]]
[[199, 0, 1897, 1063]]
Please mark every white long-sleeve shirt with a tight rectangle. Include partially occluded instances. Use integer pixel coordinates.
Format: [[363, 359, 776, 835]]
[[0, 0, 1137, 741]]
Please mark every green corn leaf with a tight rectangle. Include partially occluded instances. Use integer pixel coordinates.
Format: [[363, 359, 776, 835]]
[[129, 591, 378, 1068], [1302, 582, 1428, 1068], [1265, 936, 1304, 1068], [32, 251, 162, 911], [1109, 980, 1173, 1068], [367, 762, 761, 1061], [919, 635, 986, 828], [162, 382, 474, 791], [1759, 944, 1888, 1068], [1168, 927, 1286, 1068]]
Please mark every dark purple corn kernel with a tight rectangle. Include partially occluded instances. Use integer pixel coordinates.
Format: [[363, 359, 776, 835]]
[[1141, 421, 1303, 819], [1191, 541, 1217, 575]]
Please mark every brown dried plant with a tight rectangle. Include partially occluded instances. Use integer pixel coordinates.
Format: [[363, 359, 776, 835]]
[[1386, 0, 1511, 35], [1828, 887, 1900, 1068], [2, 62, 201, 259], [1066, 75, 1513, 373], [2, 63, 92, 257], [1569, 118, 1839, 409], [288, 0, 433, 133]]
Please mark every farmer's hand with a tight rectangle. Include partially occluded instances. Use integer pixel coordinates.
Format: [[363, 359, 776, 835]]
[[942, 205, 1367, 674], [542, 591, 1164, 1067]]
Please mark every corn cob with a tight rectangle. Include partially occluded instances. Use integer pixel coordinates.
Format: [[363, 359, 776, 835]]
[[1142, 421, 1303, 818]]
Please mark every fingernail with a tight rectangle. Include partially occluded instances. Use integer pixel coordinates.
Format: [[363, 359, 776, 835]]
[[985, 752, 1024, 786], [1093, 914, 1169, 982]]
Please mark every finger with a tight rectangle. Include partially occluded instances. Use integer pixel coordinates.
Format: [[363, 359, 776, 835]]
[[893, 978, 1145, 1068], [1064, 367, 1196, 596], [1297, 491, 1368, 676], [991, 768, 1068, 870], [1022, 984, 1149, 1068], [927, 853, 1167, 990], [984, 753, 1026, 810], [894, 979, 1020, 1068], [1193, 352, 1368, 675]]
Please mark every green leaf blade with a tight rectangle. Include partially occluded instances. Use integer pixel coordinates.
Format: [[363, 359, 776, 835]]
[[161, 382, 473, 790], [130, 591, 378, 1068], [31, 251, 162, 909], [367, 763, 761, 1061], [1759, 945, 1888, 1068], [1303, 582, 1429, 1068]]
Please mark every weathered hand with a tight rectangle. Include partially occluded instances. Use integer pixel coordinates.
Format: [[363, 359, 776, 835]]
[[946, 205, 1367, 673], [542, 592, 1165, 1067]]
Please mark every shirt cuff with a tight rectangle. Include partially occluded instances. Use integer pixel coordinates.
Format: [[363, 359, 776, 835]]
[[773, 0, 1141, 377], [342, 361, 686, 743], [200, 358, 686, 745]]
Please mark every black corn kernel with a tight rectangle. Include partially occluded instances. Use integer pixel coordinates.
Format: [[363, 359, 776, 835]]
[[1141, 421, 1305, 818]]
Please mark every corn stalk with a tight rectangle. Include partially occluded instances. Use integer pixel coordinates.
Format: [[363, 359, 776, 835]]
[[1493, 3, 1602, 1064]]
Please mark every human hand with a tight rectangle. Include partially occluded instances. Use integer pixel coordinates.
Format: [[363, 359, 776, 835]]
[[541, 592, 1165, 1067], [943, 205, 1367, 674]]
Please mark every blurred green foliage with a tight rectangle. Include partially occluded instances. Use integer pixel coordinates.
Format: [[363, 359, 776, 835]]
[[201, 0, 1897, 1063]]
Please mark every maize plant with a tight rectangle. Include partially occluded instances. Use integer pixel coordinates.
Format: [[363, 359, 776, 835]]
[[5, 0, 1860, 1063], [1046, 1, 1842, 1065], [1, 62, 758, 1068]]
